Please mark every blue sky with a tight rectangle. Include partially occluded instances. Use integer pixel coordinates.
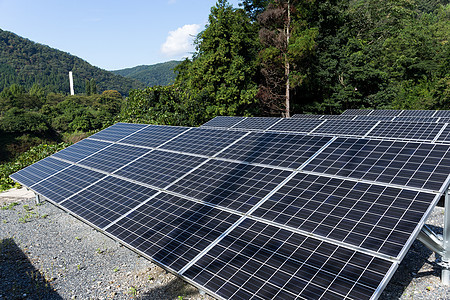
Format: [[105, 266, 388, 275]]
[[0, 0, 241, 70]]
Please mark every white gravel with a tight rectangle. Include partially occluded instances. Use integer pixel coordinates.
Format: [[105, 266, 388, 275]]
[[1, 190, 450, 299]]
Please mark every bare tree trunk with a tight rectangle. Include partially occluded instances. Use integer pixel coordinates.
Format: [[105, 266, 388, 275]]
[[285, 0, 291, 118]]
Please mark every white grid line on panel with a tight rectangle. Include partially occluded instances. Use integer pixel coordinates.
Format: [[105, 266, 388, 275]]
[[433, 123, 449, 143]]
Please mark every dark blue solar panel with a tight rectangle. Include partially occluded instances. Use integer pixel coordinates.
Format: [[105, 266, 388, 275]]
[[10, 157, 71, 187], [267, 118, 324, 133], [437, 125, 450, 143], [216, 132, 331, 169], [303, 138, 450, 191], [106, 192, 241, 272], [61, 176, 158, 229], [252, 173, 436, 257], [435, 111, 450, 118], [341, 109, 373, 116], [400, 110, 435, 117], [89, 122, 147, 142], [370, 110, 402, 116], [160, 128, 247, 156], [201, 116, 246, 128], [367, 122, 443, 141], [313, 120, 378, 136], [31, 165, 105, 203], [230, 117, 281, 131], [291, 114, 322, 119], [353, 116, 394, 121], [167, 160, 290, 213], [52, 139, 111, 163], [393, 117, 439, 123], [184, 218, 392, 300], [119, 125, 189, 148], [114, 150, 207, 188], [78, 144, 150, 173]]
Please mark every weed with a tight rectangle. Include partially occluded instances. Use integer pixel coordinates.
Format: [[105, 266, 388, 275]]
[[77, 264, 81, 270], [113, 267, 119, 272], [75, 236, 81, 241], [23, 204, 33, 211], [41, 214, 49, 219], [128, 286, 137, 297], [148, 275, 154, 281], [178, 296, 183, 300], [1, 202, 19, 210], [96, 248, 105, 254]]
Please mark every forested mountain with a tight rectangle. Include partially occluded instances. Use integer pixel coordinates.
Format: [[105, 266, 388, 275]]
[[112, 61, 181, 86], [0, 29, 144, 95]]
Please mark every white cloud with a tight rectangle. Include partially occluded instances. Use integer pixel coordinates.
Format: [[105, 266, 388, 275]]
[[160, 24, 201, 57]]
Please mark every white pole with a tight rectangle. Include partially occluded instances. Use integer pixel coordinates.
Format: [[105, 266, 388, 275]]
[[69, 71, 74, 95]]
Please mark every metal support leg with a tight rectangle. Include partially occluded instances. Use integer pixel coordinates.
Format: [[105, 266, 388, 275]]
[[35, 194, 41, 205], [442, 189, 450, 285]]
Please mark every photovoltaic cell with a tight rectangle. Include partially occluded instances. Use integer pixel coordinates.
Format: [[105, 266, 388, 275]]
[[201, 116, 246, 128], [435, 111, 450, 118], [252, 173, 436, 257], [341, 109, 373, 116], [401, 110, 435, 117], [114, 150, 207, 188], [353, 116, 394, 121], [61, 176, 158, 229], [439, 117, 450, 123], [119, 125, 189, 148], [367, 122, 444, 142], [231, 117, 281, 131], [106, 192, 241, 272], [321, 115, 356, 119], [313, 120, 378, 136], [160, 128, 247, 156], [10, 157, 71, 187], [267, 118, 324, 133], [184, 218, 393, 300], [437, 125, 450, 143], [303, 138, 450, 191], [89, 122, 147, 142], [31, 165, 105, 203], [167, 160, 290, 213], [216, 132, 331, 169], [393, 117, 439, 123], [78, 143, 150, 173], [370, 110, 402, 116], [291, 114, 323, 119], [52, 138, 112, 163]]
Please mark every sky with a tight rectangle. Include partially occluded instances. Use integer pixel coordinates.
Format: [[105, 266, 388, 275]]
[[0, 0, 241, 70]]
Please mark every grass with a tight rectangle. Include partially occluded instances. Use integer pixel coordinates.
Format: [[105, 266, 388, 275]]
[[1, 202, 19, 210]]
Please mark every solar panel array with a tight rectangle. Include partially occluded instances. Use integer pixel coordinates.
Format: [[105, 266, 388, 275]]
[[10, 116, 450, 300]]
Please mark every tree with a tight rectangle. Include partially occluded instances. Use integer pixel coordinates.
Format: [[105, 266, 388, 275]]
[[257, 0, 317, 117], [175, 0, 260, 118], [90, 78, 97, 95]]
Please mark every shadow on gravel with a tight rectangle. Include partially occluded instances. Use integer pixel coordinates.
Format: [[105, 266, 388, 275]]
[[0, 238, 63, 299], [380, 224, 442, 299], [138, 276, 202, 299]]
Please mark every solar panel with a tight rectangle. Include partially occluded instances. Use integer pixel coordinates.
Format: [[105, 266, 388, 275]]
[[400, 110, 436, 117], [252, 172, 436, 257], [313, 120, 378, 136], [10, 157, 71, 187], [201, 116, 246, 128], [436, 125, 450, 143], [119, 125, 189, 148], [353, 116, 394, 121], [60, 176, 158, 228], [303, 137, 450, 191], [230, 117, 281, 131], [393, 117, 439, 123], [89, 122, 148, 142], [291, 114, 322, 119], [321, 115, 357, 119], [9, 119, 450, 300], [167, 160, 290, 213], [159, 128, 247, 156], [267, 118, 324, 134], [341, 109, 373, 115], [106, 192, 241, 272], [114, 150, 207, 188], [77, 144, 150, 173], [52, 139, 112, 163], [183, 218, 393, 300], [367, 121, 444, 142], [30, 165, 105, 203], [439, 117, 450, 123], [216, 132, 331, 169], [370, 110, 403, 116], [435, 111, 450, 118]]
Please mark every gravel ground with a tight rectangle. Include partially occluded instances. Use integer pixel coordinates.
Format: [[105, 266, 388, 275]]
[[1, 189, 450, 299]]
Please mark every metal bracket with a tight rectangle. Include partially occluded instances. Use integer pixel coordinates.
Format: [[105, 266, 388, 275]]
[[35, 194, 41, 205], [417, 189, 450, 285]]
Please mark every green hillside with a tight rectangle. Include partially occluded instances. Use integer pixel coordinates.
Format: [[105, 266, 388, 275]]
[[0, 28, 144, 95], [112, 61, 181, 86]]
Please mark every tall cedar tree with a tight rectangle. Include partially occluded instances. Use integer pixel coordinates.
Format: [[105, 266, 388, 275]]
[[257, 0, 317, 117]]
